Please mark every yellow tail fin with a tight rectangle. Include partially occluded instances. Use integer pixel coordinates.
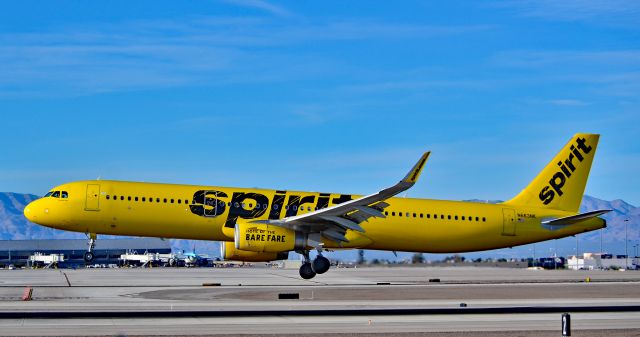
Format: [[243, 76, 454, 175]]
[[504, 133, 599, 212]]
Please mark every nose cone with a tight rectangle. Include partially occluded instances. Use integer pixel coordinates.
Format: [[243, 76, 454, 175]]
[[24, 201, 37, 222]]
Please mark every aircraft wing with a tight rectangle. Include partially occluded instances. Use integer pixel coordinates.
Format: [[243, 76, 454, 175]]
[[251, 152, 430, 244], [541, 209, 611, 230]]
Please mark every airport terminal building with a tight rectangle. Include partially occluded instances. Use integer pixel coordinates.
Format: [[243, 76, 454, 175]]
[[0, 238, 172, 268]]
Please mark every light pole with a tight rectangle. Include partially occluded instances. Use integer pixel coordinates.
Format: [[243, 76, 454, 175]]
[[625, 219, 629, 269]]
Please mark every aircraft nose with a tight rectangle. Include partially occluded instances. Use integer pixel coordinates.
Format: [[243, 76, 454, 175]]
[[24, 200, 43, 223]]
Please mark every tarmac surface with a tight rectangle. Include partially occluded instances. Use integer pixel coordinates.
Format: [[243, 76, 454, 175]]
[[0, 266, 639, 336]]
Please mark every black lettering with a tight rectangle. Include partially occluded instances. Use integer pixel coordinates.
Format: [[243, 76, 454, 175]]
[[539, 186, 555, 205], [269, 191, 286, 220], [570, 145, 584, 162], [190, 190, 228, 217], [576, 137, 592, 154], [316, 193, 330, 209], [558, 161, 572, 178], [332, 194, 353, 205], [285, 195, 316, 217], [549, 172, 566, 196], [246, 234, 250, 241], [225, 192, 269, 228], [564, 153, 576, 172]]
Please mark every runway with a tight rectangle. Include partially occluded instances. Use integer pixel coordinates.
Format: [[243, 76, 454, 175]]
[[1, 266, 639, 336]]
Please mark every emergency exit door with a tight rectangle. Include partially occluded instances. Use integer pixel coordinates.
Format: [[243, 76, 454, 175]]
[[502, 208, 516, 236], [85, 184, 100, 211]]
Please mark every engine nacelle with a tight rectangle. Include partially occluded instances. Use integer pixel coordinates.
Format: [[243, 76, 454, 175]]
[[234, 222, 306, 253], [221, 242, 288, 262]]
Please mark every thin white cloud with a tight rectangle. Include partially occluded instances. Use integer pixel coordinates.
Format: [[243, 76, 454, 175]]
[[497, 0, 640, 25], [0, 16, 489, 97], [548, 99, 590, 107], [221, 0, 293, 17]]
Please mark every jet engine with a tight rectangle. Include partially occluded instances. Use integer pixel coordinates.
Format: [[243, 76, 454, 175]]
[[234, 222, 307, 253], [220, 241, 288, 262]]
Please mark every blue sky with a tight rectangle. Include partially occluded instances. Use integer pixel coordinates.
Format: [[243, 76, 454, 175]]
[[1, 1, 639, 205]]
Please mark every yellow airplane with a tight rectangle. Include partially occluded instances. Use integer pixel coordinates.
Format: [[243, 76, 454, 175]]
[[24, 133, 610, 279]]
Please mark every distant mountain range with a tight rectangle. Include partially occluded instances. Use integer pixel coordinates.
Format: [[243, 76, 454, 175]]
[[1, 192, 638, 261]]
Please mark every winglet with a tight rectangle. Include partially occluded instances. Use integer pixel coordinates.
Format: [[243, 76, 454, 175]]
[[402, 151, 430, 184]]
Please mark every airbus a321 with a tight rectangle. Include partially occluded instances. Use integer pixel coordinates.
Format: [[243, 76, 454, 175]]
[[24, 133, 610, 279]]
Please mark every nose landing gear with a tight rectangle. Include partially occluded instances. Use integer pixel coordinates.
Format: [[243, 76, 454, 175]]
[[84, 234, 97, 263]]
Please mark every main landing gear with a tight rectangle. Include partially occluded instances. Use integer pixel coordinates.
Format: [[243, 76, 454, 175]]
[[84, 233, 96, 263], [297, 250, 331, 279]]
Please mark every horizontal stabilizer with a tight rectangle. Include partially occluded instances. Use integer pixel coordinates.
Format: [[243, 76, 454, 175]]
[[541, 209, 611, 230]]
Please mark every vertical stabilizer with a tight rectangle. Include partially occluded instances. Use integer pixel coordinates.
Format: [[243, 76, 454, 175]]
[[504, 134, 599, 212]]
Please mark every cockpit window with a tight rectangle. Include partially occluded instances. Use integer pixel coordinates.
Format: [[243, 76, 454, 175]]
[[44, 192, 53, 198], [51, 191, 60, 198], [61, 191, 68, 199]]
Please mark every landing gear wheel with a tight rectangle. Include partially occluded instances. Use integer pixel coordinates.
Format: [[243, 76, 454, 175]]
[[312, 256, 330, 274], [299, 262, 316, 279], [83, 251, 95, 263]]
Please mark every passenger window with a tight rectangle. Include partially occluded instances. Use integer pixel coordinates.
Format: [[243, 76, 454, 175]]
[[385, 211, 388, 216], [170, 199, 174, 204], [455, 216, 458, 220], [413, 213, 416, 218], [149, 198, 153, 203], [135, 197, 139, 201], [427, 214, 430, 219], [178, 199, 181, 204], [475, 217, 479, 221], [106, 195, 110, 200], [249, 203, 253, 208], [61, 191, 68, 199], [120, 196, 124, 201], [392, 212, 395, 216], [440, 215, 444, 219], [447, 215, 451, 220], [419, 214, 423, 218], [482, 217, 486, 222], [469, 216, 472, 221], [185, 200, 189, 204], [399, 212, 402, 217], [156, 198, 160, 202], [462, 216, 465, 220], [163, 198, 167, 203], [128, 196, 131, 201], [142, 197, 146, 202]]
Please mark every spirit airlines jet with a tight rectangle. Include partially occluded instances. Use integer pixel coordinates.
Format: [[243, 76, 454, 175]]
[[24, 134, 610, 279]]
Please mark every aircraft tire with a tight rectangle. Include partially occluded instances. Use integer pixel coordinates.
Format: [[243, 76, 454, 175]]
[[83, 252, 95, 263], [299, 262, 316, 279], [312, 256, 330, 274]]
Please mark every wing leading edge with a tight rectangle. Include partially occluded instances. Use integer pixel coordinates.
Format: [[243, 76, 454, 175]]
[[251, 151, 431, 244]]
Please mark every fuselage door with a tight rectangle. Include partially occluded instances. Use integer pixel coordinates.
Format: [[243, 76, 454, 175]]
[[502, 208, 516, 236], [203, 190, 220, 217], [85, 184, 100, 211]]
